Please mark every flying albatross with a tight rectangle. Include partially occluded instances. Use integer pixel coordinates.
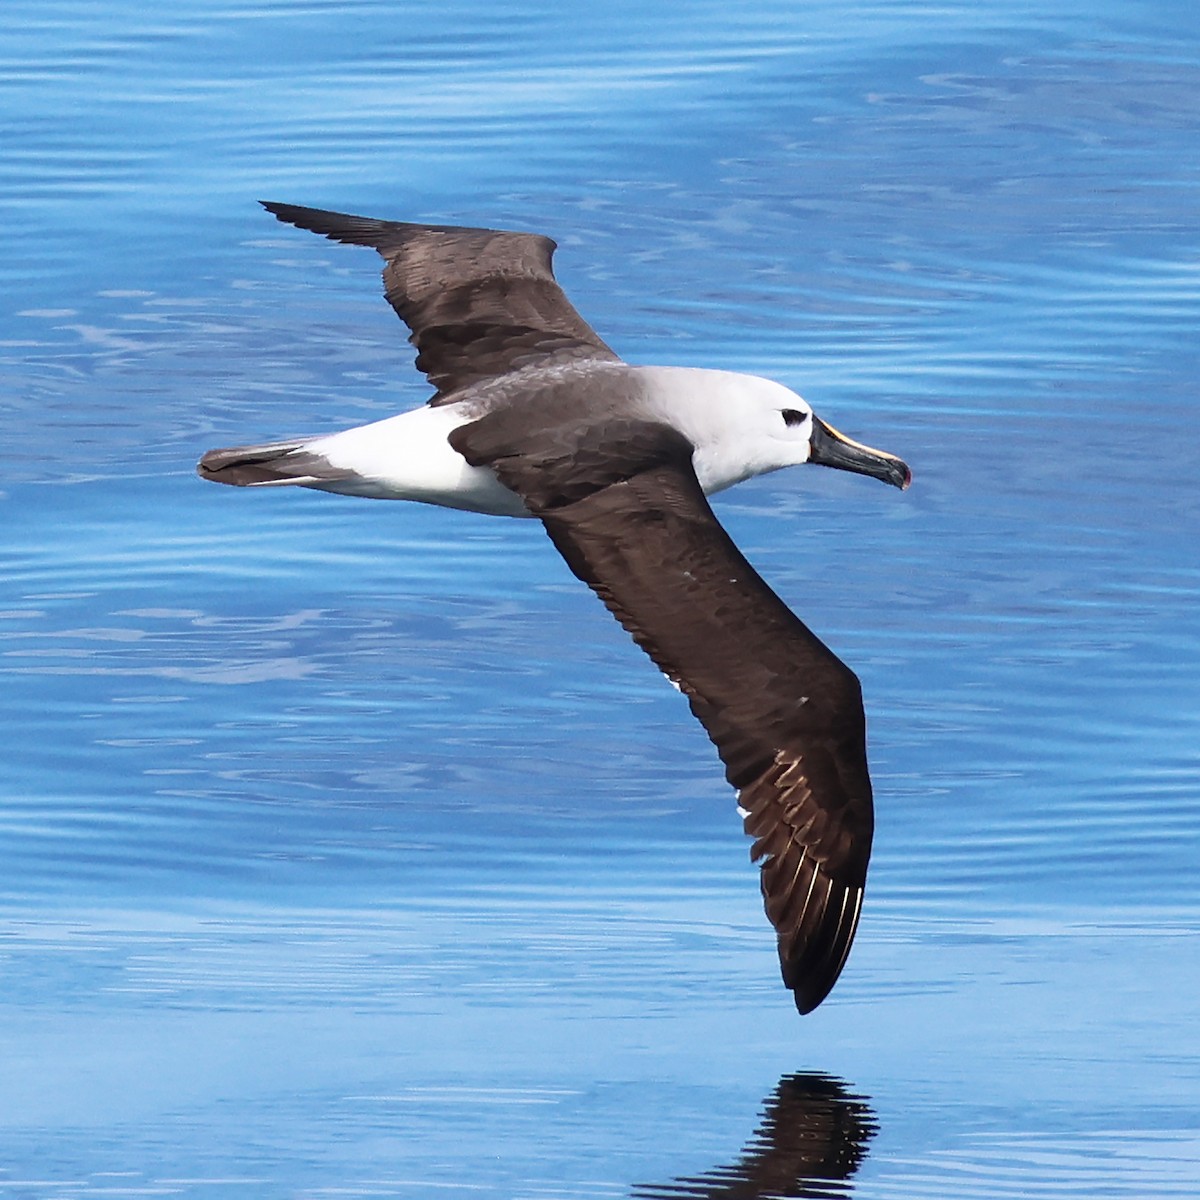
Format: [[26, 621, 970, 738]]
[[198, 202, 911, 1014]]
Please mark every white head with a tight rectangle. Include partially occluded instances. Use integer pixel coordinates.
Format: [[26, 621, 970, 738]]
[[639, 367, 910, 497]]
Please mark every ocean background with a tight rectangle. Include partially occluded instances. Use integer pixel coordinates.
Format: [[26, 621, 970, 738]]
[[2, 0, 1198, 1195]]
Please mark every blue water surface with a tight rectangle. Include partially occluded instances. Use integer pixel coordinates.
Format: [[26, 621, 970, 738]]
[[2, 1, 1198, 1196]]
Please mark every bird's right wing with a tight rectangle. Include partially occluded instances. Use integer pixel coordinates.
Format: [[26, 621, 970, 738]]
[[451, 413, 875, 1013], [261, 202, 621, 402]]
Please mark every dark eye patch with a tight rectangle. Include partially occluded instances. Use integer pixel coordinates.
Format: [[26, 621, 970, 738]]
[[782, 409, 809, 427]]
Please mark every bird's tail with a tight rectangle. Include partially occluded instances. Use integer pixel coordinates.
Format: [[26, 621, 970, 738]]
[[197, 439, 354, 488]]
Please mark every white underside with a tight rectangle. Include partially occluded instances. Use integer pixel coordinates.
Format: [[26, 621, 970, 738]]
[[302, 403, 531, 516], [276, 366, 809, 517]]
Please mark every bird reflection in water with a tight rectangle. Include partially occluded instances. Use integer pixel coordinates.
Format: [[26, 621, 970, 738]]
[[631, 1073, 876, 1200]]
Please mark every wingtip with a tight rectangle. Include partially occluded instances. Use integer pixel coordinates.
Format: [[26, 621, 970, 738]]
[[259, 199, 322, 227], [790, 975, 834, 1015], [258, 200, 317, 231], [780, 880, 866, 1015], [256, 200, 399, 250]]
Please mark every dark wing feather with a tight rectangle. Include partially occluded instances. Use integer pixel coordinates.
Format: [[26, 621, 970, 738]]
[[260, 201, 621, 402], [451, 414, 874, 1014]]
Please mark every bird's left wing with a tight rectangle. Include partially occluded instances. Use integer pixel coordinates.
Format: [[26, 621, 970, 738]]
[[450, 412, 875, 1013], [261, 202, 621, 402]]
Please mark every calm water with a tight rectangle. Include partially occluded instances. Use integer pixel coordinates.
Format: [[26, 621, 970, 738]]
[[2, 0, 1199, 1195]]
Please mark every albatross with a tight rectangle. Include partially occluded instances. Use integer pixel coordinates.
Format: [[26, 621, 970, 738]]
[[198, 202, 911, 1014]]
